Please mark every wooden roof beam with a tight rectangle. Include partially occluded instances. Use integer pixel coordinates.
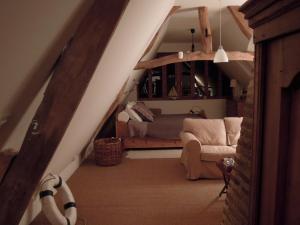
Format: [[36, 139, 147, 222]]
[[135, 51, 254, 70], [140, 6, 180, 59], [0, 1, 129, 224], [198, 7, 213, 53], [227, 5, 253, 40]]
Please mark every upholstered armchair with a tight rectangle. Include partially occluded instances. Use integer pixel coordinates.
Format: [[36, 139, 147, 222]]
[[180, 117, 243, 180]]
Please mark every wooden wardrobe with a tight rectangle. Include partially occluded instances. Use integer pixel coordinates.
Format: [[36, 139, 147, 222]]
[[241, 1, 300, 225]]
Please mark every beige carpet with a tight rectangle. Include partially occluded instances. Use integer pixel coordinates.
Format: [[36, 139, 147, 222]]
[[32, 158, 225, 225], [125, 149, 182, 159]]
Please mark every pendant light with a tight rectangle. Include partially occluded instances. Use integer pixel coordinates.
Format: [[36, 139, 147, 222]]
[[214, 0, 229, 63]]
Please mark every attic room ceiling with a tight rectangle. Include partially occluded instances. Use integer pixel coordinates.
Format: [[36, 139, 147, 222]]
[[162, 0, 248, 51]]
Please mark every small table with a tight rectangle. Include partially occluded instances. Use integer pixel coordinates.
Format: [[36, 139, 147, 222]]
[[216, 158, 234, 197]]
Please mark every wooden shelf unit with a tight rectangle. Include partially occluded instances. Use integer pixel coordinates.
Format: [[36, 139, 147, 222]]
[[138, 59, 231, 101]]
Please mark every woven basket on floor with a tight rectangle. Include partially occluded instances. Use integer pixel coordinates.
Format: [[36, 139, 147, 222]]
[[94, 137, 122, 166]]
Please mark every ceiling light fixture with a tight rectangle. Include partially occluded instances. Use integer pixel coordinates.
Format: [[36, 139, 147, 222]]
[[214, 0, 229, 63]]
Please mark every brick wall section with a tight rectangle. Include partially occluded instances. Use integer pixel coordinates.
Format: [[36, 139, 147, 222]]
[[222, 80, 254, 225]]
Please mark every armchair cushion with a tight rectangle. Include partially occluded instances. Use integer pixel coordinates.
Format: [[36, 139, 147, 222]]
[[183, 118, 227, 145], [200, 145, 236, 162], [224, 117, 243, 145]]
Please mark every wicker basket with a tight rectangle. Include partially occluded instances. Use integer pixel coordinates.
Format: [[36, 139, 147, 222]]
[[94, 137, 122, 166]]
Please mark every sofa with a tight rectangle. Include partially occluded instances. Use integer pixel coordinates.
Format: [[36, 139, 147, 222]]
[[180, 117, 243, 180]]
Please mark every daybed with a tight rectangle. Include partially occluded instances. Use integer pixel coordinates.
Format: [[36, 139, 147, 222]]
[[116, 102, 206, 149], [180, 117, 243, 180]]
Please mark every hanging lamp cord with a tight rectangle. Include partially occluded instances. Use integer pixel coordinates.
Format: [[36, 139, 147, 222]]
[[219, 0, 222, 47]]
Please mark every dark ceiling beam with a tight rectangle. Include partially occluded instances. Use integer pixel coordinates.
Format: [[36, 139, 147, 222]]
[[0, 0, 129, 224]]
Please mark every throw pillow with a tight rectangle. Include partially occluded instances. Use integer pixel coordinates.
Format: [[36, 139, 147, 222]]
[[125, 105, 143, 122], [224, 117, 243, 146], [132, 102, 154, 122]]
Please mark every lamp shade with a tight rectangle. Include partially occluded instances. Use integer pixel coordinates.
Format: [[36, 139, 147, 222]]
[[214, 45, 229, 63]]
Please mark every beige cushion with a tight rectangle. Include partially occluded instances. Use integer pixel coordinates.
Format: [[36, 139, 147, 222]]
[[117, 110, 130, 122], [125, 105, 142, 122], [200, 145, 236, 162], [183, 118, 227, 145], [224, 117, 243, 145], [132, 102, 154, 122]]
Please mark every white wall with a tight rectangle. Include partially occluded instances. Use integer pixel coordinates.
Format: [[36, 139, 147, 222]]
[[126, 85, 226, 118], [144, 99, 226, 118]]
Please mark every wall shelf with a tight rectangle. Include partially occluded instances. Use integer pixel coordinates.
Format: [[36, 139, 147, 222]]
[[138, 57, 232, 101]]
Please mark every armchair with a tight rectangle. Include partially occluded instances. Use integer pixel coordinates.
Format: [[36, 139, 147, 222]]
[[180, 117, 243, 180]]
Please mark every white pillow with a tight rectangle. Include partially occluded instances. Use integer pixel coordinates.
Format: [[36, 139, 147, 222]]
[[125, 105, 143, 122], [117, 110, 130, 122], [127, 101, 136, 108]]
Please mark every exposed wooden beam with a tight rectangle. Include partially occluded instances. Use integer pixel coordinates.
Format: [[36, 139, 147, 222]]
[[135, 51, 254, 70], [198, 7, 213, 53], [0, 150, 17, 183], [140, 6, 180, 59], [227, 5, 253, 40], [0, 1, 129, 224]]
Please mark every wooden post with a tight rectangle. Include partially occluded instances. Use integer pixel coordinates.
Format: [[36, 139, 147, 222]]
[[198, 7, 213, 53], [190, 61, 195, 97], [217, 69, 223, 97], [0, 1, 129, 224], [175, 63, 182, 97], [148, 70, 153, 98], [162, 66, 168, 98], [204, 61, 209, 97]]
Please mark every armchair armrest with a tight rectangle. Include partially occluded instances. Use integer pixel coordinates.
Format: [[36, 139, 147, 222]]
[[180, 132, 201, 149], [180, 132, 203, 180]]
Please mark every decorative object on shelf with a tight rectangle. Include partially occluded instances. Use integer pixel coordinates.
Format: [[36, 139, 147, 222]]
[[168, 86, 178, 98], [178, 51, 184, 59], [214, 0, 229, 63]]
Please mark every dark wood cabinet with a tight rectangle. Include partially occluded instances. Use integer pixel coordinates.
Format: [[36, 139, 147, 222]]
[[241, 1, 300, 225], [226, 99, 245, 117]]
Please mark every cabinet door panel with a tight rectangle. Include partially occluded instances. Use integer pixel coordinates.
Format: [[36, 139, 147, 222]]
[[260, 32, 300, 225]]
